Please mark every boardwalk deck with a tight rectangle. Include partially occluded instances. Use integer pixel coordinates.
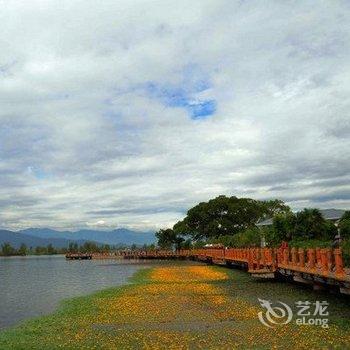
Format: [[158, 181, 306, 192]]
[[65, 247, 350, 294], [118, 247, 350, 294]]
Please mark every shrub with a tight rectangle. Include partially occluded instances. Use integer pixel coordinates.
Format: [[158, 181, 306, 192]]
[[230, 228, 262, 248], [207, 228, 262, 248], [339, 211, 350, 238], [294, 208, 336, 240], [288, 238, 332, 249], [341, 239, 350, 267]]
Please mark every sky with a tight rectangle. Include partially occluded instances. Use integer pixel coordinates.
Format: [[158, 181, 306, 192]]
[[0, 0, 350, 231]]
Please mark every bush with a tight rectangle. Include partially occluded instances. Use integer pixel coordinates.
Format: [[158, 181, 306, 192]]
[[340, 220, 350, 238], [207, 228, 262, 248], [208, 235, 234, 247], [288, 238, 332, 249], [264, 227, 281, 247], [268, 209, 338, 244], [339, 211, 350, 238], [230, 228, 262, 248], [272, 212, 296, 241], [341, 239, 350, 267], [192, 240, 206, 248], [294, 208, 334, 240]]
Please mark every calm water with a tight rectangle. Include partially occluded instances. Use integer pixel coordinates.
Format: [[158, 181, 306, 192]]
[[0, 255, 154, 330]]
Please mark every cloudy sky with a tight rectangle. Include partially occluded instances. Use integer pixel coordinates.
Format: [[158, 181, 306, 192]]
[[1, 0, 349, 231]]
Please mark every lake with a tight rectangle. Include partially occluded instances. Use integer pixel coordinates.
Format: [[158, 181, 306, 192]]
[[0, 255, 157, 330]]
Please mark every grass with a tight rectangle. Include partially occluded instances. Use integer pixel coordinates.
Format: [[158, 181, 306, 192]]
[[1, 263, 350, 349]]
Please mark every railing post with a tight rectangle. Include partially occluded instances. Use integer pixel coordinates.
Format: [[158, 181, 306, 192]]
[[320, 249, 328, 275], [265, 248, 272, 266], [283, 248, 289, 266], [326, 248, 333, 273], [334, 248, 344, 277], [316, 248, 322, 269], [253, 248, 258, 267], [307, 249, 316, 271], [272, 248, 277, 269], [248, 249, 253, 270], [277, 248, 282, 265], [298, 249, 305, 269], [291, 248, 297, 268], [260, 248, 265, 268]]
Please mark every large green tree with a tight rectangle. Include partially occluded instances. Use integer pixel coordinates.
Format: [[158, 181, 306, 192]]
[[272, 212, 297, 242], [155, 228, 184, 250], [173, 195, 289, 240], [294, 208, 336, 240]]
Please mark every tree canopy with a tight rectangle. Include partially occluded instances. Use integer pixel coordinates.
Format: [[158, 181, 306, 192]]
[[174, 196, 289, 240], [155, 229, 184, 250], [155, 196, 344, 249], [268, 208, 337, 243], [156, 195, 290, 248]]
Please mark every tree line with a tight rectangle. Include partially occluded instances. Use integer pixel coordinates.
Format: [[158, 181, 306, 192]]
[[155, 195, 350, 249], [1, 241, 116, 256], [0, 243, 63, 256]]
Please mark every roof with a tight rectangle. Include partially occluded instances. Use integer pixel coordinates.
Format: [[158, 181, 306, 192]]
[[319, 209, 346, 220], [256, 208, 347, 227], [256, 218, 273, 227]]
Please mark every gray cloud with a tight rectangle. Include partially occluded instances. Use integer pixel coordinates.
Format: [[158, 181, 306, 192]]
[[0, 0, 349, 230]]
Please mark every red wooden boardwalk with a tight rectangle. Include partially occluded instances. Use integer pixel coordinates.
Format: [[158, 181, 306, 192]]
[[119, 247, 350, 294]]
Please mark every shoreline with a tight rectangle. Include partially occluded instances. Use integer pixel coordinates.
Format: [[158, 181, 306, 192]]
[[0, 257, 157, 332], [1, 263, 350, 348], [0, 268, 150, 347], [0, 269, 141, 332]]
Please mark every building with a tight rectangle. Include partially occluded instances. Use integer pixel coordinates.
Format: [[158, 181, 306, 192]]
[[256, 208, 347, 247], [256, 208, 346, 228]]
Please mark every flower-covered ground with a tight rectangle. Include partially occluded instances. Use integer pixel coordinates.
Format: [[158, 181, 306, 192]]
[[1, 262, 350, 349]]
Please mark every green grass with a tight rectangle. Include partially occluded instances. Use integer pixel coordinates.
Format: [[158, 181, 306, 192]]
[[221, 267, 350, 329]]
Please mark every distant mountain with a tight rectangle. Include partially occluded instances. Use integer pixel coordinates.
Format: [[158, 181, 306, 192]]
[[0, 230, 94, 249], [19, 228, 155, 246], [19, 228, 73, 240]]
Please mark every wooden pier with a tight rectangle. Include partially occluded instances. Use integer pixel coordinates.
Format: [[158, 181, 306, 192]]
[[119, 247, 350, 294], [65, 253, 93, 260], [65, 247, 350, 294]]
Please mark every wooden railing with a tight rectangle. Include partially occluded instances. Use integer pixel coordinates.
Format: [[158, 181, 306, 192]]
[[194, 247, 347, 280], [276, 247, 345, 279], [120, 247, 349, 282], [66, 247, 350, 292]]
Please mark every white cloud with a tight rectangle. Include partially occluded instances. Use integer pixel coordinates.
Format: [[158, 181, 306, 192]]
[[0, 0, 349, 230]]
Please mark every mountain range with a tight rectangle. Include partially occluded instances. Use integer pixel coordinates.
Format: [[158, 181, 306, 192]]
[[0, 228, 155, 248]]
